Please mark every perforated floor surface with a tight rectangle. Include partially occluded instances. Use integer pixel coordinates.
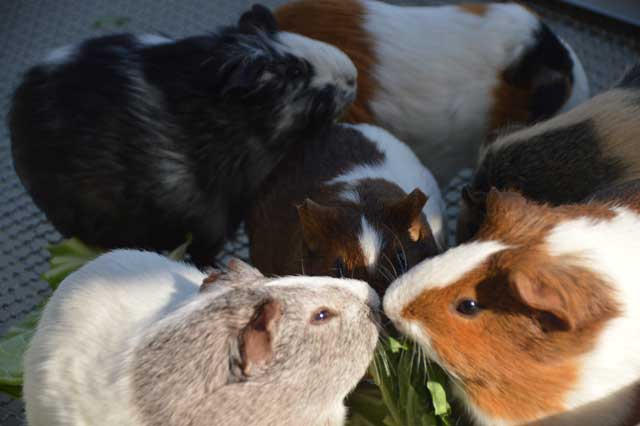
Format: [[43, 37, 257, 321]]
[[1, 0, 639, 424]]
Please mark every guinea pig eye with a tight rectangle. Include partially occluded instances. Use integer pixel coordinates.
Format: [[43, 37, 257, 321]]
[[456, 299, 482, 317], [311, 308, 336, 325], [286, 65, 303, 79], [334, 258, 347, 278]]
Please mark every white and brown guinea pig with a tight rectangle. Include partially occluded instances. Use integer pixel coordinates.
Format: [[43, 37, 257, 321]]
[[384, 188, 640, 426], [457, 64, 640, 243], [275, 0, 590, 180]]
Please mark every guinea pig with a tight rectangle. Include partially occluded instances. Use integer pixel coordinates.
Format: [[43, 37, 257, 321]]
[[246, 123, 445, 295], [24, 250, 379, 426], [457, 64, 640, 243], [9, 4, 357, 266], [274, 0, 590, 181], [384, 189, 640, 426]]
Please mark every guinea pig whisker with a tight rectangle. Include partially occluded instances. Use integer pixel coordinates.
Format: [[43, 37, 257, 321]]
[[376, 265, 394, 284], [299, 254, 305, 275], [382, 252, 398, 279], [381, 223, 409, 274]]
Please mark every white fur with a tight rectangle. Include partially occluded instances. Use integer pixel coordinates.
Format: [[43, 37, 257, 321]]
[[545, 208, 640, 424], [277, 31, 357, 94], [24, 250, 206, 426], [359, 217, 383, 271], [137, 34, 172, 46], [265, 274, 380, 309], [330, 123, 447, 249], [383, 240, 507, 324], [362, 1, 589, 154], [44, 45, 76, 65]]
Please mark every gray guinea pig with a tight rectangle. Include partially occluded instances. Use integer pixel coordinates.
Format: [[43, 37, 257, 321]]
[[23, 250, 379, 426]]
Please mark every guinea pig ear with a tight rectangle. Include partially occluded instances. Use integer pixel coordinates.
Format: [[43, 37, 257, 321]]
[[297, 199, 345, 252], [508, 270, 575, 331], [240, 299, 283, 376], [461, 185, 487, 211], [219, 59, 265, 96], [385, 189, 430, 242], [485, 188, 528, 218], [201, 259, 263, 292], [200, 270, 223, 292], [238, 4, 278, 34], [457, 186, 488, 243], [227, 258, 263, 280]]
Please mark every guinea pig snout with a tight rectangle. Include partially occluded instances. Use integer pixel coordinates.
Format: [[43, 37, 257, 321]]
[[334, 84, 357, 117]]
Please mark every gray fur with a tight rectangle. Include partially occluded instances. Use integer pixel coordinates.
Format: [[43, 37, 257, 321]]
[[133, 269, 379, 426]]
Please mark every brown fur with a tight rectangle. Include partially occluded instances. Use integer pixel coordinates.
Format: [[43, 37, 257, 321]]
[[489, 72, 573, 135], [402, 192, 621, 422], [476, 190, 616, 246], [275, 0, 377, 123], [250, 178, 436, 295], [459, 3, 488, 17], [247, 124, 440, 295], [489, 79, 532, 134]]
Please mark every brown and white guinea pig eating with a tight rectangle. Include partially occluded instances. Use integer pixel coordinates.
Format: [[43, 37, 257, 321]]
[[458, 64, 640, 243], [274, 0, 590, 179], [246, 123, 445, 295], [384, 188, 640, 426]]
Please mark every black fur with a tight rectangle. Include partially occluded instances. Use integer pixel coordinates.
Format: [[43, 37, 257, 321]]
[[473, 120, 624, 205], [586, 179, 640, 204], [9, 4, 351, 266], [616, 63, 640, 89], [503, 22, 574, 122], [458, 120, 625, 243]]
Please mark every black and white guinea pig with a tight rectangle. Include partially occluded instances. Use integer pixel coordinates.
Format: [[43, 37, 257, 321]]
[[457, 64, 640, 243], [275, 0, 590, 181], [9, 4, 357, 266]]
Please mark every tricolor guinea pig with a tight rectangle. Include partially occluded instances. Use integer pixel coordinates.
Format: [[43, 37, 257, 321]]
[[458, 64, 640, 243], [246, 123, 445, 295], [24, 250, 379, 426], [9, 4, 357, 266], [275, 0, 590, 180], [384, 189, 640, 426]]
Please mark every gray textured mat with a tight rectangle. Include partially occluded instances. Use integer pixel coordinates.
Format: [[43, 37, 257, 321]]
[[1, 0, 639, 424]]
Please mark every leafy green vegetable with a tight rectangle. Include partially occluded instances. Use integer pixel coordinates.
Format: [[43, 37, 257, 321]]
[[349, 336, 452, 426], [168, 233, 193, 261], [41, 238, 104, 290], [0, 309, 42, 398]]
